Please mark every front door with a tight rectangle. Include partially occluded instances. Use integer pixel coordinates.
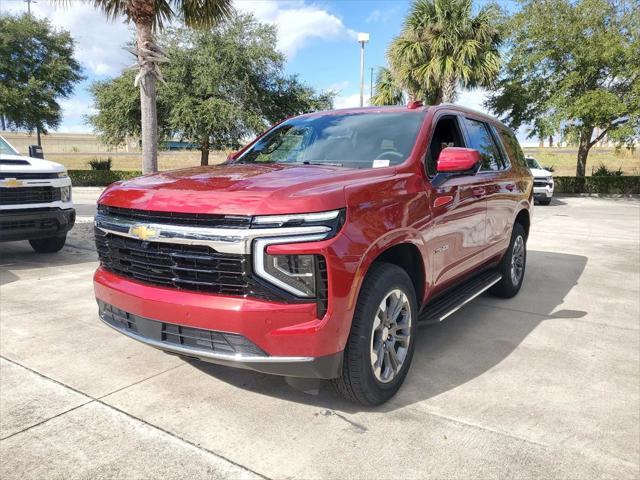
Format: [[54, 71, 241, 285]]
[[422, 114, 489, 298]]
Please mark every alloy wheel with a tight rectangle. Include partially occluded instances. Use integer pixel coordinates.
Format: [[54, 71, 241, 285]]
[[370, 289, 412, 383]]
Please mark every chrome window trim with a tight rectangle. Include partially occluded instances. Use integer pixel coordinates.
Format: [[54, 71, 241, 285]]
[[253, 234, 329, 297], [94, 212, 331, 254]]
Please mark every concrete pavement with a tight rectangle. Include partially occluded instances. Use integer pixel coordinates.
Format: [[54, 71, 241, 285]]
[[0, 193, 638, 479]]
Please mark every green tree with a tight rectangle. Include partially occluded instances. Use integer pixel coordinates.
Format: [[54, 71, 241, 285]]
[[371, 67, 405, 106], [89, 0, 232, 174], [386, 0, 502, 104], [0, 14, 82, 145], [487, 0, 640, 176], [89, 15, 333, 165]]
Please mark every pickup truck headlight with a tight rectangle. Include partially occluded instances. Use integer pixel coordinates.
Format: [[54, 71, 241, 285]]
[[57, 171, 69, 178], [61, 185, 72, 202]]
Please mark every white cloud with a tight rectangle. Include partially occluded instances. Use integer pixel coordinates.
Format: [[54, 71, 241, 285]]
[[333, 86, 371, 109], [366, 8, 398, 24], [0, 1, 133, 76], [235, 0, 356, 58]]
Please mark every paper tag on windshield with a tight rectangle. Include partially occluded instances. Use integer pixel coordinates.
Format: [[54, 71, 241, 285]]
[[372, 159, 390, 168]]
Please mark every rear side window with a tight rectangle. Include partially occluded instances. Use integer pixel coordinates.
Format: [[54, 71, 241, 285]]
[[463, 118, 504, 171], [496, 127, 526, 168]]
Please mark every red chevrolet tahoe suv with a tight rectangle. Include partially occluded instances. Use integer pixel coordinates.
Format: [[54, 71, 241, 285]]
[[94, 104, 533, 405]]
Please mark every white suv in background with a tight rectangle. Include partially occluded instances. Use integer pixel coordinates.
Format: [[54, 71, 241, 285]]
[[0, 135, 75, 252], [526, 156, 554, 205]]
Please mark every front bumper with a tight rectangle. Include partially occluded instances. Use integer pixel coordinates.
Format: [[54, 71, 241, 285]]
[[94, 267, 347, 379], [533, 184, 554, 199], [0, 207, 75, 242], [98, 299, 342, 378]]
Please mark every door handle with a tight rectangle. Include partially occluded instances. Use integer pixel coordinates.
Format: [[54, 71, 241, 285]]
[[505, 183, 516, 191], [472, 187, 485, 197]]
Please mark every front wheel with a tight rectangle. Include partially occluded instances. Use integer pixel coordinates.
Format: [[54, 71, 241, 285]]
[[538, 197, 552, 206], [29, 235, 66, 253], [490, 223, 527, 298], [332, 263, 418, 405]]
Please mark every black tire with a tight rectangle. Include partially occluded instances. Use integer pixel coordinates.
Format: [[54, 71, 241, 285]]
[[538, 197, 552, 206], [490, 223, 527, 298], [29, 235, 67, 253], [332, 262, 418, 406]]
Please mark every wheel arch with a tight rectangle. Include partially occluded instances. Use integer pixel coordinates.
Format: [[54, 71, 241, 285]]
[[350, 233, 428, 311], [514, 208, 531, 239]]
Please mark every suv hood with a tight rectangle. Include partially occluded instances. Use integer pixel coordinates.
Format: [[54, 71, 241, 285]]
[[99, 163, 393, 216], [530, 167, 552, 178], [0, 154, 66, 174]]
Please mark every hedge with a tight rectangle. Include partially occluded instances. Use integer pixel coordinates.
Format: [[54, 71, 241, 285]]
[[69, 170, 640, 194], [554, 176, 640, 195], [69, 170, 142, 187]]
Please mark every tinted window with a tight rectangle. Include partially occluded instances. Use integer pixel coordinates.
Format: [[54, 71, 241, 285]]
[[426, 116, 465, 176], [463, 118, 503, 171], [236, 111, 426, 169], [498, 127, 527, 168]]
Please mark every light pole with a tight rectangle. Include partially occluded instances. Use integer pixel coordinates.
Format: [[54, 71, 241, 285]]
[[358, 33, 370, 107]]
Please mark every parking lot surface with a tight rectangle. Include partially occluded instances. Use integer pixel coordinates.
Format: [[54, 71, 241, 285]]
[[1, 193, 638, 479]]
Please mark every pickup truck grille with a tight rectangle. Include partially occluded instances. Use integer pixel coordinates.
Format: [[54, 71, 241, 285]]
[[0, 186, 61, 205], [0, 172, 60, 179], [95, 230, 253, 296]]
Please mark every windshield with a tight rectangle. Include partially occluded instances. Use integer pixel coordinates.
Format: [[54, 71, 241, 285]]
[[0, 137, 18, 155], [235, 111, 426, 169], [526, 157, 542, 169]]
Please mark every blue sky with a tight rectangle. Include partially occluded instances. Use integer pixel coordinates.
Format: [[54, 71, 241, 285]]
[[0, 0, 536, 145]]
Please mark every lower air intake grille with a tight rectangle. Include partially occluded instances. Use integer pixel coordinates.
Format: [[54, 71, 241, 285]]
[[99, 301, 267, 357]]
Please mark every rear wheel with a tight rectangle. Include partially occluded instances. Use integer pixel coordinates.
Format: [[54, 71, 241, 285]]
[[29, 235, 66, 253], [332, 263, 418, 405], [490, 223, 526, 298]]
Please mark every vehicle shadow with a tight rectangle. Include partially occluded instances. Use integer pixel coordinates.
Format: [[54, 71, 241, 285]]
[[190, 250, 588, 413], [0, 223, 97, 286]]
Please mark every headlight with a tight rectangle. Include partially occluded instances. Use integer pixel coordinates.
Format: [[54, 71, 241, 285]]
[[57, 171, 68, 178], [263, 254, 317, 297], [252, 209, 345, 230], [61, 185, 72, 202]]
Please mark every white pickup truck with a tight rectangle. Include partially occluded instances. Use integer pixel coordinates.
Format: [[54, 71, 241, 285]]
[[0, 135, 75, 252]]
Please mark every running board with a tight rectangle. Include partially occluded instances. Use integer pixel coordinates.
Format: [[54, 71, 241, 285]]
[[418, 271, 502, 325]]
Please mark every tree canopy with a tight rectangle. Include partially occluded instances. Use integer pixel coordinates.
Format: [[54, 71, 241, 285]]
[[89, 14, 333, 165], [0, 14, 83, 143], [381, 0, 502, 104], [486, 0, 640, 176]]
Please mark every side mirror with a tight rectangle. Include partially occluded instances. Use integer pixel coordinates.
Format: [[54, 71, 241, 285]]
[[436, 147, 480, 173], [28, 145, 44, 159], [226, 150, 238, 162]]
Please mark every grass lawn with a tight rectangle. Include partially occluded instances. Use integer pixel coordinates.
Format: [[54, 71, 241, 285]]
[[522, 147, 639, 176], [46, 147, 640, 177]]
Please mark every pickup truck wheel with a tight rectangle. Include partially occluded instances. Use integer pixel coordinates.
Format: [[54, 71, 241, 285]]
[[332, 262, 417, 405], [28, 235, 67, 253], [490, 223, 526, 298]]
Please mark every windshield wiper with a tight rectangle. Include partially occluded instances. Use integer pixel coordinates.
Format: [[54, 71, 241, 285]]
[[298, 161, 343, 167]]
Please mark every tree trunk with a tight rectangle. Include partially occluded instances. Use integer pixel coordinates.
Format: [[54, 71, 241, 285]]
[[576, 127, 593, 177], [441, 77, 457, 103], [1, 115, 5, 131], [36, 126, 42, 146], [200, 138, 210, 166], [136, 22, 158, 175], [548, 135, 553, 148]]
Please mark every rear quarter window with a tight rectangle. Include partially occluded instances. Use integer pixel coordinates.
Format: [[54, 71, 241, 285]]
[[496, 127, 526, 168]]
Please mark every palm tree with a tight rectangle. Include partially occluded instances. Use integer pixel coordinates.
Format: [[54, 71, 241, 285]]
[[371, 67, 405, 106], [90, 0, 232, 174], [388, 0, 501, 104]]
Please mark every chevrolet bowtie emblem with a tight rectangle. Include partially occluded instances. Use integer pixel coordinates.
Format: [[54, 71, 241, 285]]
[[1, 178, 23, 188], [129, 225, 159, 241]]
